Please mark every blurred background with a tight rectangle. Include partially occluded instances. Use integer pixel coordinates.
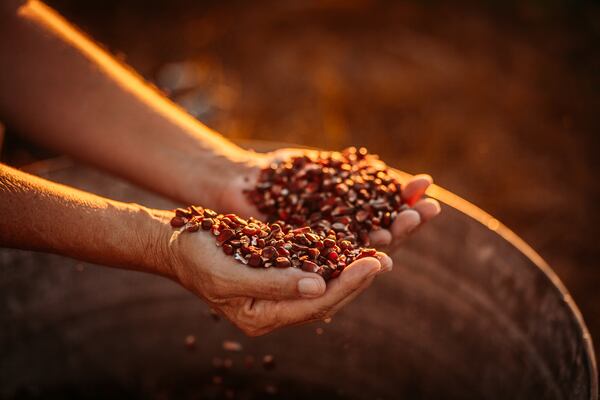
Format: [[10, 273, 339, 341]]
[[3, 0, 599, 361]]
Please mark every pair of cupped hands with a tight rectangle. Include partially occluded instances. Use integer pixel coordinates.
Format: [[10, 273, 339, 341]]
[[162, 149, 440, 336]]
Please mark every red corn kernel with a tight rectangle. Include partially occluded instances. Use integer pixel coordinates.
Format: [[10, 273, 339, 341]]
[[248, 253, 263, 268], [201, 218, 214, 230], [222, 244, 234, 255], [261, 246, 277, 259], [186, 223, 200, 232], [275, 257, 291, 268], [175, 208, 192, 218], [302, 260, 319, 273], [170, 216, 186, 227], [217, 229, 235, 243], [323, 238, 336, 248]]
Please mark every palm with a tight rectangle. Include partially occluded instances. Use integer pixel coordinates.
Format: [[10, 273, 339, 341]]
[[170, 229, 389, 336], [175, 147, 439, 336]]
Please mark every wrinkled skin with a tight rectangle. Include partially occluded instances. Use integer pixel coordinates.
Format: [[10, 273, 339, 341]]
[[165, 224, 393, 336], [165, 148, 440, 336]]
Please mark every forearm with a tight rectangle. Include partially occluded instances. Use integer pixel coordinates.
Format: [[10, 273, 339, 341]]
[[0, 1, 252, 206], [0, 163, 172, 276]]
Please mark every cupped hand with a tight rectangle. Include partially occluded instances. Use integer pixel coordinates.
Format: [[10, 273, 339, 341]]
[[165, 225, 393, 336], [218, 148, 441, 248]]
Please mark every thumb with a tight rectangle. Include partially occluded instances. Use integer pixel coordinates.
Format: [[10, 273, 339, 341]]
[[271, 257, 382, 326], [222, 266, 327, 301]]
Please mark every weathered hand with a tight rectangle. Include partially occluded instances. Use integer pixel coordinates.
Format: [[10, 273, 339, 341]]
[[164, 224, 392, 336], [218, 148, 440, 248]]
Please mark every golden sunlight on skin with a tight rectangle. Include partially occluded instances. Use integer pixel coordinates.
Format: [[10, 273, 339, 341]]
[[18, 0, 249, 163]]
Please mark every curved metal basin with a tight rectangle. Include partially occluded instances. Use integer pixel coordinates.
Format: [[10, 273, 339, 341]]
[[0, 150, 596, 399]]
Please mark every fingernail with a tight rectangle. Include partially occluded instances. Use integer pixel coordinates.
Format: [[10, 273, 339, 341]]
[[298, 278, 324, 297], [403, 210, 421, 233], [376, 253, 393, 273], [366, 261, 381, 277], [415, 173, 433, 184], [407, 219, 420, 233], [432, 200, 442, 215]]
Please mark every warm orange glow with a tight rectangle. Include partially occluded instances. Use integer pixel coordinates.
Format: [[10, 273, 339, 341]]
[[423, 181, 550, 269], [392, 166, 578, 303], [420, 174, 597, 384]]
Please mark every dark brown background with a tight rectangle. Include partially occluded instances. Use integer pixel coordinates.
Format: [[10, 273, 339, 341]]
[[5, 0, 600, 363]]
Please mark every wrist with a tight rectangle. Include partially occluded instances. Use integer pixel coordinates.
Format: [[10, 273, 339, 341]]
[[178, 146, 264, 208], [135, 206, 176, 279]]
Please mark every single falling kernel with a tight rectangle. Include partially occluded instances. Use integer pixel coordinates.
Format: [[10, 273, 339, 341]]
[[184, 334, 196, 350], [222, 340, 243, 352], [265, 384, 278, 395], [262, 354, 276, 370]]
